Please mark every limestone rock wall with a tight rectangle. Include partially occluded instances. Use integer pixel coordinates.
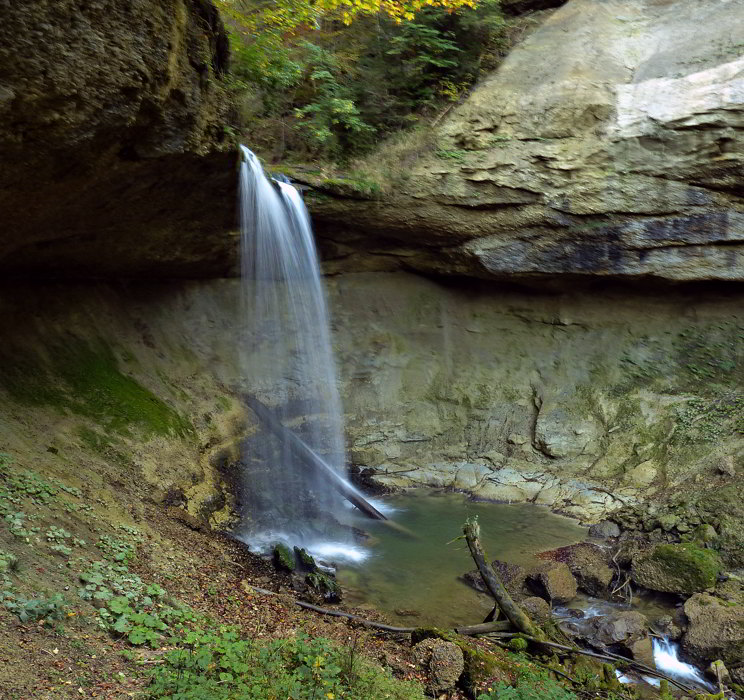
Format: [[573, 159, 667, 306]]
[[309, 0, 744, 285], [2, 274, 738, 523], [329, 273, 743, 519]]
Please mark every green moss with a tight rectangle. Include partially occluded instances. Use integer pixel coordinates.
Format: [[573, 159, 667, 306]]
[[412, 627, 506, 691], [293, 546, 317, 571], [0, 340, 191, 438], [273, 543, 296, 572], [638, 543, 721, 594], [305, 571, 340, 602]]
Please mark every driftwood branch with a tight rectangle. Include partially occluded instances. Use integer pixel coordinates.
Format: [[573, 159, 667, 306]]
[[463, 518, 545, 640], [244, 584, 416, 632], [454, 620, 512, 635]]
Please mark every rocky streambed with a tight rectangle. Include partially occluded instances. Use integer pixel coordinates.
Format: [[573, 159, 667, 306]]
[[459, 518, 744, 691]]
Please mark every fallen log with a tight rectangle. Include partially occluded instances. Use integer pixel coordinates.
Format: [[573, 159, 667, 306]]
[[463, 517, 545, 641], [243, 394, 387, 521], [454, 620, 512, 635]]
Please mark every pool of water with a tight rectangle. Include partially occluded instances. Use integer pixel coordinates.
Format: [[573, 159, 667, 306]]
[[338, 490, 588, 628]]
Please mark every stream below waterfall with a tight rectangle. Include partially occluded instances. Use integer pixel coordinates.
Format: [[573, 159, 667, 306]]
[[339, 490, 588, 627]]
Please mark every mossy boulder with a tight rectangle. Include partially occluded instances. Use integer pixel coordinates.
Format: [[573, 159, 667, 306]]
[[632, 543, 721, 594], [682, 593, 744, 665], [273, 543, 296, 572], [412, 637, 464, 695], [411, 628, 509, 693], [293, 546, 318, 572]]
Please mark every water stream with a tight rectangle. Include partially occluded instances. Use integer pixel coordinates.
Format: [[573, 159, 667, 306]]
[[338, 490, 588, 627]]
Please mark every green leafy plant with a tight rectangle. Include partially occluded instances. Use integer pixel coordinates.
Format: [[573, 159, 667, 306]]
[[478, 666, 577, 700], [96, 535, 135, 563], [4, 592, 67, 623], [149, 629, 425, 699]]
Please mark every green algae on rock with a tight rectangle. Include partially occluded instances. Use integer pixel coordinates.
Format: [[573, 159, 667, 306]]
[[631, 543, 721, 595]]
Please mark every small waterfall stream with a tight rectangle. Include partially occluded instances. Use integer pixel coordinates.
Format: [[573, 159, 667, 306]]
[[236, 146, 358, 559]]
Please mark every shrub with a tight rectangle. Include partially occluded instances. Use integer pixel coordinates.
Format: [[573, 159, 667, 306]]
[[148, 629, 425, 699], [478, 666, 577, 700]]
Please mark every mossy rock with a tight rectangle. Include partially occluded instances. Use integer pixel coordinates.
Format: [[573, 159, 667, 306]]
[[273, 543, 296, 572], [293, 546, 318, 572], [632, 543, 721, 594], [411, 627, 509, 693], [306, 571, 341, 603]]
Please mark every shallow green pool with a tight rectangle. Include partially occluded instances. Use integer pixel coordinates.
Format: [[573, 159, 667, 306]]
[[340, 490, 588, 628]]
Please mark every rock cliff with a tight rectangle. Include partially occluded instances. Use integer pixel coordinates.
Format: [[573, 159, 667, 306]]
[[0, 0, 237, 278], [309, 0, 744, 285]]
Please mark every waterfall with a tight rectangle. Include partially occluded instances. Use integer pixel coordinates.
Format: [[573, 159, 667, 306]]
[[236, 146, 358, 560]]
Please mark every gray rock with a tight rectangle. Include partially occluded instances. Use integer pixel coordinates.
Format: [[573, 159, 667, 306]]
[[588, 521, 621, 539], [527, 562, 578, 605], [654, 615, 682, 642], [682, 594, 744, 666], [412, 638, 464, 695], [522, 596, 552, 624]]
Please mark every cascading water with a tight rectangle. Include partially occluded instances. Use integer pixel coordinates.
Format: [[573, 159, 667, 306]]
[[236, 146, 361, 560]]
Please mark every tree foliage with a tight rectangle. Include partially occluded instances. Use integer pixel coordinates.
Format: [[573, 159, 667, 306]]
[[219, 0, 508, 161], [216, 0, 478, 32]]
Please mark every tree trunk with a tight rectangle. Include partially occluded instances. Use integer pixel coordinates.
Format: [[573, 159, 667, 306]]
[[463, 518, 545, 640]]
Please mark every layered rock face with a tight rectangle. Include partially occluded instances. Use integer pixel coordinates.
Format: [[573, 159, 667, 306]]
[[0, 0, 237, 278], [311, 0, 744, 285], [330, 273, 742, 520], [1, 276, 740, 526]]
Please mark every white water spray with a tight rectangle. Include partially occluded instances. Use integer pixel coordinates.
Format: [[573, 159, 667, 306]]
[[652, 638, 713, 691], [236, 146, 353, 555]]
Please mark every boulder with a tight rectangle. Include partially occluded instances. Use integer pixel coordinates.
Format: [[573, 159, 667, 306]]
[[522, 596, 552, 624], [654, 615, 683, 642], [541, 542, 614, 597], [527, 561, 577, 605], [631, 543, 721, 595], [682, 593, 744, 666], [461, 560, 527, 599], [412, 638, 465, 695], [588, 521, 621, 539], [589, 611, 649, 647]]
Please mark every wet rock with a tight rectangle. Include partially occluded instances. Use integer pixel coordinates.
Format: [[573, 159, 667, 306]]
[[632, 543, 721, 594], [542, 542, 614, 598], [706, 660, 730, 684], [682, 593, 744, 666], [305, 571, 341, 603], [461, 560, 527, 599], [527, 562, 577, 605], [654, 615, 682, 642], [412, 638, 465, 695], [273, 543, 296, 572], [522, 596, 552, 624], [293, 547, 318, 572], [627, 637, 655, 669], [589, 611, 649, 647], [588, 521, 621, 539]]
